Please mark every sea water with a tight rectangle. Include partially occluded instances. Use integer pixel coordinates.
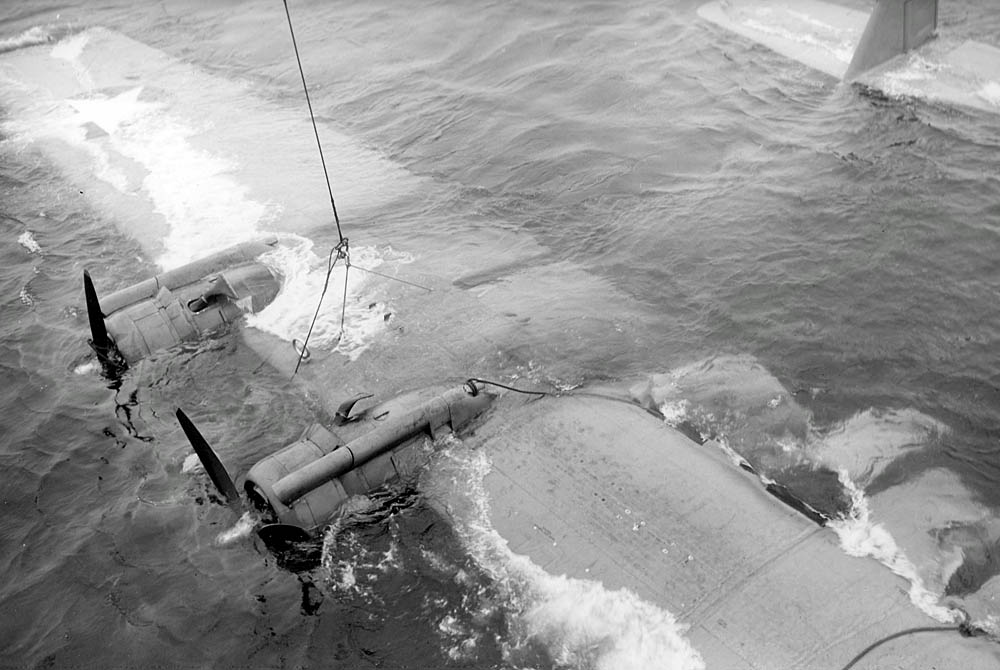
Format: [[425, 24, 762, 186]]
[[1, 0, 999, 667]]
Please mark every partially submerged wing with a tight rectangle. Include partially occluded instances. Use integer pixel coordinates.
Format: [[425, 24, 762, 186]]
[[431, 393, 1000, 668], [698, 0, 1000, 113], [698, 0, 869, 79]]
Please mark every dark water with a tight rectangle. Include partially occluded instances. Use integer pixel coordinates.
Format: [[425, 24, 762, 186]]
[[2, 1, 1000, 668]]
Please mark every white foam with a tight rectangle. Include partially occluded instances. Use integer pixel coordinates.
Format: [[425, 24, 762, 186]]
[[0, 26, 59, 54], [215, 511, 256, 545], [17, 90, 396, 356], [658, 398, 690, 426], [742, 17, 855, 64], [17, 230, 41, 254], [58, 86, 273, 269], [438, 614, 480, 661], [426, 442, 705, 670], [877, 52, 944, 99], [978, 81, 1000, 108], [181, 452, 202, 474], [246, 236, 411, 359], [320, 519, 370, 594], [643, 359, 992, 627], [4, 27, 426, 358], [828, 470, 960, 623], [73, 360, 98, 375]]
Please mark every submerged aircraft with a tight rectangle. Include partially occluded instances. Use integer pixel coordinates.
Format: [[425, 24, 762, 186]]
[[86, 257, 1000, 667], [85, 245, 494, 548], [3, 6, 999, 669], [698, 0, 1000, 113]]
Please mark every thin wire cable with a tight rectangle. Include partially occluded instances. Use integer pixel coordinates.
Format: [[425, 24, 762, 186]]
[[338, 257, 351, 338], [839, 627, 961, 670], [465, 378, 550, 397], [351, 264, 433, 292], [293, 242, 345, 376], [283, 0, 343, 243], [466, 378, 668, 421]]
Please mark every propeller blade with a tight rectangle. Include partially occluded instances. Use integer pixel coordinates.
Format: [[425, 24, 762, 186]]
[[176, 409, 241, 508], [83, 270, 113, 361]]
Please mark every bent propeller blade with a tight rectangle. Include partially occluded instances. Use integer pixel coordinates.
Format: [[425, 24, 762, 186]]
[[176, 408, 241, 508]]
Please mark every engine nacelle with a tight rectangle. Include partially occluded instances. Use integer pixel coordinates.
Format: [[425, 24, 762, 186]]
[[86, 237, 282, 367], [245, 384, 494, 532]]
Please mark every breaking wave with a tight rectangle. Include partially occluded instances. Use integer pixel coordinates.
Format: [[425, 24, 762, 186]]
[[828, 471, 960, 623], [0, 25, 77, 54], [424, 438, 705, 670], [638, 355, 1000, 630]]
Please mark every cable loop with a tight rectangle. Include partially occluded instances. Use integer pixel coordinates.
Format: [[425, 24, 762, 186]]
[[292, 338, 311, 361], [465, 378, 550, 397]]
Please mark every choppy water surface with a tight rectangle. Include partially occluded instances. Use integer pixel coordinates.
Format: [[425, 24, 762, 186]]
[[1, 1, 999, 668]]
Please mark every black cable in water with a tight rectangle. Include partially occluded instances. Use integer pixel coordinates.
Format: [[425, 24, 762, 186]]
[[282, 0, 343, 243], [352, 264, 434, 292], [464, 378, 668, 422], [838, 626, 961, 670], [469, 376, 998, 670], [465, 378, 550, 397]]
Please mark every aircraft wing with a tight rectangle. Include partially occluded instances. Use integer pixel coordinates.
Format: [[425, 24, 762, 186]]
[[698, 0, 868, 79], [428, 392, 1000, 669], [698, 0, 1000, 114]]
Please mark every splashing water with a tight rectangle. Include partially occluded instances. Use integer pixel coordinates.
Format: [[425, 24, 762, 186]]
[[215, 511, 257, 546], [246, 235, 412, 359], [828, 471, 961, 623], [17, 230, 41, 254], [425, 440, 706, 670]]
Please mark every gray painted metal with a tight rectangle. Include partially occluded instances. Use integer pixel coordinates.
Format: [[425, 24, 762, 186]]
[[845, 0, 938, 80], [247, 385, 494, 531], [99, 237, 279, 314], [461, 393, 1000, 669], [92, 237, 282, 364]]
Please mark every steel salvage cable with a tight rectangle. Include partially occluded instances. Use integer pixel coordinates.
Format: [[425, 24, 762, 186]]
[[294, 239, 349, 376]]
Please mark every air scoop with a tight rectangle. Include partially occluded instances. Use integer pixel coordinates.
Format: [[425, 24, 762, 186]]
[[82, 237, 282, 370]]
